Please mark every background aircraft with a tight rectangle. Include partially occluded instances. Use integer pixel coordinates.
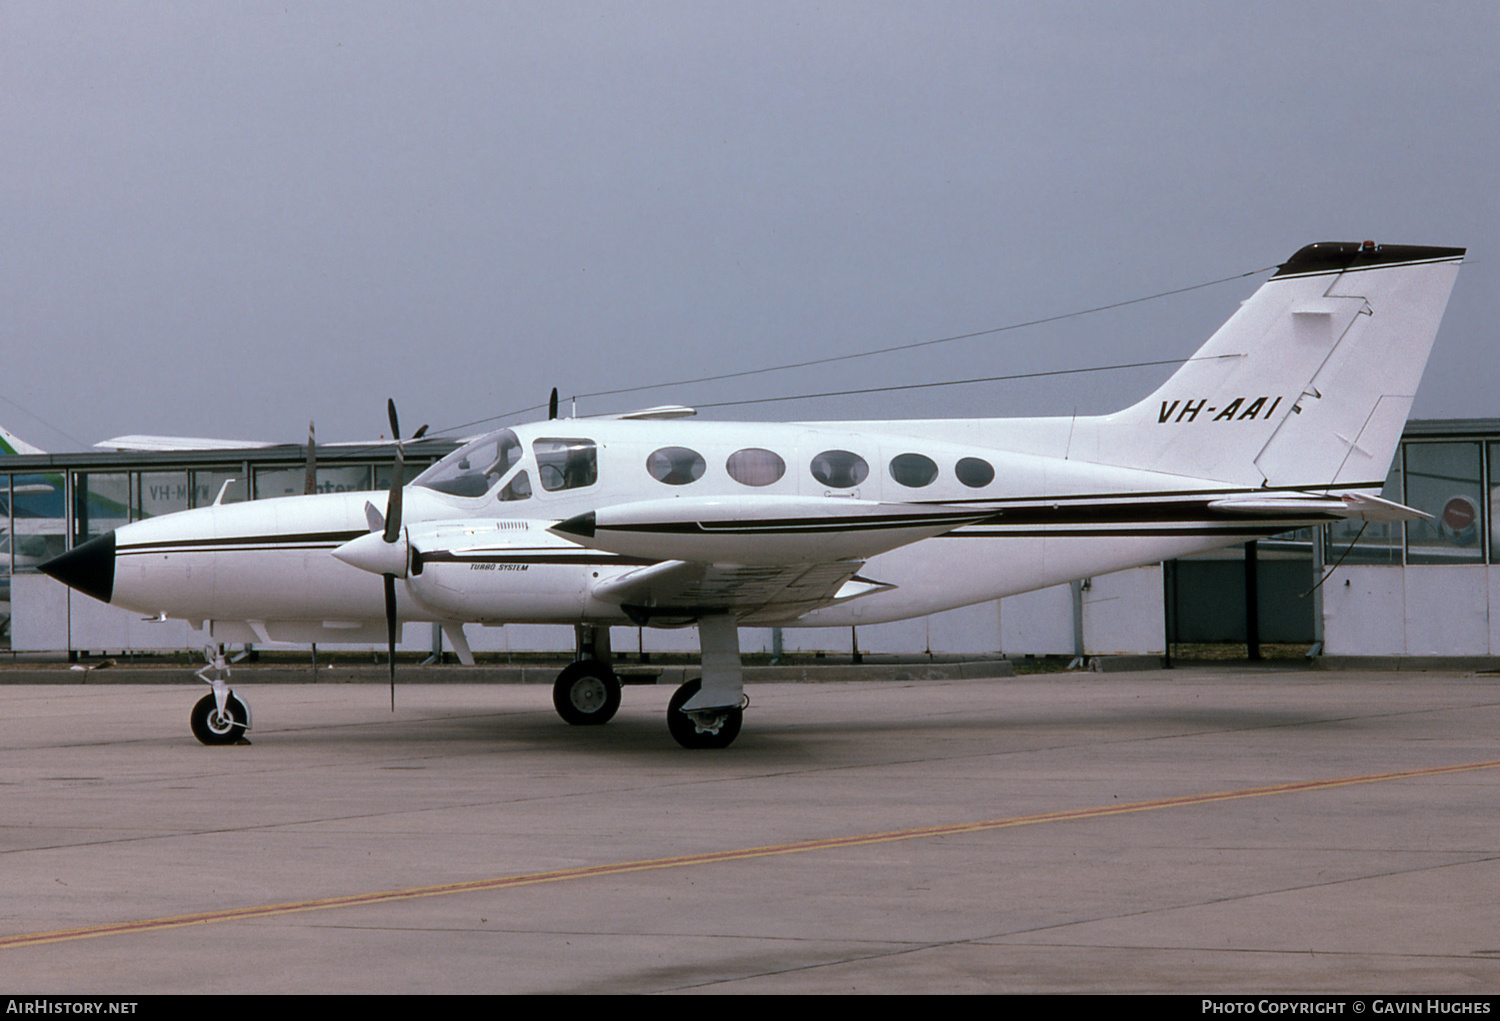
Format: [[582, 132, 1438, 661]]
[[40, 242, 1465, 748]]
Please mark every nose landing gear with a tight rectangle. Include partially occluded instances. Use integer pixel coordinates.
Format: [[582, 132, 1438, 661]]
[[189, 644, 251, 746]]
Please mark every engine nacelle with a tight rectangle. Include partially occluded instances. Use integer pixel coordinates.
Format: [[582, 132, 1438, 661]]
[[399, 519, 633, 624]]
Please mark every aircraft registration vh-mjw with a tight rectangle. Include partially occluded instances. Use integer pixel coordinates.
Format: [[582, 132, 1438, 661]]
[[40, 241, 1465, 748]]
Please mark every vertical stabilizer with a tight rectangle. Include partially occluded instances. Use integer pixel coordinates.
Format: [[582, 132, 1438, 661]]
[[1093, 242, 1464, 489], [0, 425, 46, 457]]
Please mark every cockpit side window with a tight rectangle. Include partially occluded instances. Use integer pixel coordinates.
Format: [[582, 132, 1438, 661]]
[[413, 429, 524, 497], [498, 470, 532, 502], [534, 438, 597, 491]]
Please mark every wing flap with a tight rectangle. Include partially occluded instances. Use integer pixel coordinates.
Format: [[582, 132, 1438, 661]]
[[592, 558, 879, 625]]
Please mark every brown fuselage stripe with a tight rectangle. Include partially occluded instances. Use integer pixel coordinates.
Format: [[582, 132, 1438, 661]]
[[4, 757, 1496, 950]]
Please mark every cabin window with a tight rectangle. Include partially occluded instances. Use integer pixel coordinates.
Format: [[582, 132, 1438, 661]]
[[498, 471, 532, 502], [810, 450, 868, 489], [415, 429, 524, 497], [534, 438, 597, 491], [889, 453, 938, 488], [726, 448, 785, 487], [646, 447, 706, 486], [955, 456, 995, 488]]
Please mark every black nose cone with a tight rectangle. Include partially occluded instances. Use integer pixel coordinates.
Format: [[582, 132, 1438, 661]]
[[551, 511, 597, 539], [39, 531, 116, 604]]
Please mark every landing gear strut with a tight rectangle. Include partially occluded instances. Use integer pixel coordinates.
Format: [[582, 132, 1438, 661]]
[[190, 644, 251, 746], [667, 615, 746, 749]]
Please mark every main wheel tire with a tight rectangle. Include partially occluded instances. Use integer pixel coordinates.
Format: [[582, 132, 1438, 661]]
[[666, 678, 743, 749], [553, 661, 622, 725], [190, 692, 248, 746]]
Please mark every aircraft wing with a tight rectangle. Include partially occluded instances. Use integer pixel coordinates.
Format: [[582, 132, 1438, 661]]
[[590, 558, 891, 626], [95, 435, 280, 452], [546, 495, 985, 625]]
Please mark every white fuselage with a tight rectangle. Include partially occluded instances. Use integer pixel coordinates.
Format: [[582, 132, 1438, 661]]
[[103, 416, 1315, 641]]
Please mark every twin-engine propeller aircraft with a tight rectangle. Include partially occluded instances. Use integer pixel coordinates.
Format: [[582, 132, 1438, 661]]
[[41, 241, 1465, 748]]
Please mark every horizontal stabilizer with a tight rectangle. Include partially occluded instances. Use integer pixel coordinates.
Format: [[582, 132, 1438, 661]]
[[1205, 492, 1429, 522], [1337, 492, 1431, 522], [1206, 496, 1347, 517]]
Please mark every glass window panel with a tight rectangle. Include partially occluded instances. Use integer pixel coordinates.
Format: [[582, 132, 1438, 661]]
[[810, 450, 868, 489], [135, 472, 191, 520], [8, 468, 64, 571], [646, 447, 705, 486], [955, 457, 995, 488], [1324, 454, 1403, 565], [72, 473, 131, 542], [498, 470, 532, 502], [1, 473, 9, 569], [311, 465, 374, 496], [1404, 442, 1483, 564], [889, 453, 938, 488], [1, 475, 10, 631], [1490, 443, 1500, 565], [374, 461, 425, 492], [192, 471, 246, 507], [254, 467, 308, 500], [534, 438, 597, 491], [414, 431, 520, 497], [726, 448, 785, 487]]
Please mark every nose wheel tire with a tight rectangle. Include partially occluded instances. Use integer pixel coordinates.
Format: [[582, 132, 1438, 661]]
[[553, 660, 622, 725], [667, 678, 743, 749], [191, 692, 248, 746]]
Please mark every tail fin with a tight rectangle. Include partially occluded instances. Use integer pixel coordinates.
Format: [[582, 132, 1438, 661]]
[[1096, 242, 1464, 489], [0, 425, 46, 457]]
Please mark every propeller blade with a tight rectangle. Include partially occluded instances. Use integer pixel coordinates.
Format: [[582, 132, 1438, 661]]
[[412, 424, 429, 440], [383, 573, 397, 711], [303, 420, 317, 495], [549, 388, 559, 420], [383, 445, 404, 544], [380, 398, 410, 711]]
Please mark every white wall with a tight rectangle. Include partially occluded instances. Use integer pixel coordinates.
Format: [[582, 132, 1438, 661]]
[[1322, 564, 1497, 656]]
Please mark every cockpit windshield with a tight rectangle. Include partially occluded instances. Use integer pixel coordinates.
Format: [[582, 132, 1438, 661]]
[[413, 430, 524, 497]]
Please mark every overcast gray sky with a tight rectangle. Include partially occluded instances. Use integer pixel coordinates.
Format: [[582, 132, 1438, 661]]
[[2, 1, 1496, 451]]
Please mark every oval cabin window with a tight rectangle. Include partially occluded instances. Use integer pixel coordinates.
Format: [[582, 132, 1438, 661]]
[[955, 456, 995, 488], [810, 450, 869, 489], [726, 448, 785, 487], [646, 447, 706, 486], [889, 453, 938, 488]]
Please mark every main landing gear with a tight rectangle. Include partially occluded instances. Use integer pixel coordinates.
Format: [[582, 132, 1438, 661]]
[[552, 620, 748, 748], [189, 645, 251, 746], [552, 659, 622, 725], [666, 678, 743, 749]]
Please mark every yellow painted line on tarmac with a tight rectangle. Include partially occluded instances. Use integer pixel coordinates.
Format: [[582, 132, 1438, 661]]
[[4, 758, 1497, 951]]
